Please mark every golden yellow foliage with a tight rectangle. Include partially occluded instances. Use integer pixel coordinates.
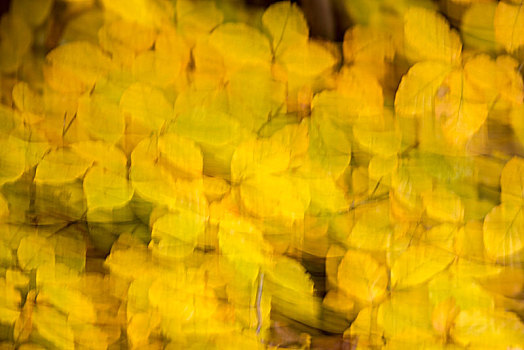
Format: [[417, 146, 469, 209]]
[[403, 7, 462, 64], [44, 42, 111, 94], [338, 250, 388, 303], [494, 0, 524, 53], [0, 0, 523, 348], [262, 1, 308, 57], [483, 202, 524, 259]]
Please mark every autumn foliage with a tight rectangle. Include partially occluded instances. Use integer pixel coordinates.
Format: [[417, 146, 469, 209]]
[[0, 0, 523, 349]]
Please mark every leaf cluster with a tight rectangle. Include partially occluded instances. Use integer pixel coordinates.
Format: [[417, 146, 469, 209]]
[[0, 0, 523, 349]]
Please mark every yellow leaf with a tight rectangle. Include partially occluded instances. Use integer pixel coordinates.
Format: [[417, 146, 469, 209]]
[[130, 145, 208, 215], [231, 135, 290, 182], [511, 104, 524, 147], [37, 285, 97, 323], [14, 289, 34, 343], [120, 82, 173, 136], [353, 122, 401, 157], [391, 159, 433, 213], [239, 174, 310, 222], [0, 278, 20, 325], [279, 40, 337, 78], [100, 0, 174, 28], [35, 148, 92, 184], [34, 181, 87, 224], [403, 7, 462, 64], [19, 140, 50, 173], [395, 61, 451, 118], [218, 218, 273, 271], [494, 55, 524, 109], [174, 86, 229, 115], [429, 272, 495, 311], [11, 0, 53, 27], [168, 107, 246, 178], [72, 324, 109, 350], [451, 309, 524, 348], [325, 244, 346, 288], [368, 154, 398, 180], [0, 242, 13, 267], [158, 133, 203, 179], [262, 1, 309, 57], [228, 65, 286, 132], [494, 0, 524, 53], [127, 312, 154, 348], [483, 202, 524, 259], [44, 41, 111, 94], [268, 256, 314, 295], [215, 333, 266, 350], [133, 51, 184, 89], [18, 344, 46, 350], [345, 307, 383, 348], [40, 85, 78, 124], [337, 251, 388, 303], [432, 298, 459, 338], [269, 120, 309, 166], [191, 40, 226, 89], [322, 290, 355, 318], [176, 0, 223, 43], [36, 263, 80, 287], [6, 269, 29, 289], [268, 256, 321, 328], [131, 134, 202, 183], [203, 175, 230, 202], [480, 266, 524, 297], [83, 165, 134, 210], [378, 286, 434, 341], [71, 141, 127, 175], [422, 187, 464, 223], [152, 209, 206, 247], [152, 25, 190, 82], [98, 19, 156, 54], [461, 1, 499, 52], [12, 81, 44, 116], [32, 305, 74, 350], [343, 25, 395, 81], [421, 223, 457, 251], [500, 156, 524, 203], [0, 136, 25, 186], [311, 90, 354, 127], [384, 330, 445, 349], [61, 9, 104, 44], [0, 225, 33, 251], [0, 105, 18, 135], [76, 79, 126, 144], [106, 254, 151, 293], [391, 245, 454, 289], [463, 54, 501, 106], [17, 234, 55, 271], [50, 233, 86, 272], [149, 237, 195, 263], [149, 273, 217, 330], [452, 259, 502, 279], [209, 23, 271, 70], [435, 69, 489, 146], [347, 203, 392, 251], [308, 114, 351, 178], [308, 177, 349, 214], [0, 195, 8, 223], [0, 13, 32, 73], [344, 25, 395, 64]]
